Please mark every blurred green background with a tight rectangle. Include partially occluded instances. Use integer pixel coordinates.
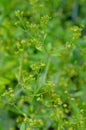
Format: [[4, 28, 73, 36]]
[[0, 0, 86, 130]]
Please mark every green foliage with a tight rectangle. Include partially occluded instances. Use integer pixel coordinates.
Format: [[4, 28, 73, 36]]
[[0, 0, 86, 130]]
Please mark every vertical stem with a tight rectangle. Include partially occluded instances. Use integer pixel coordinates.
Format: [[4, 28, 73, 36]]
[[43, 56, 51, 84], [18, 54, 23, 84]]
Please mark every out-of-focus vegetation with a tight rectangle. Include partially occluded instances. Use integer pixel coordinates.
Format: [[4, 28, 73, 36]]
[[0, 0, 86, 130]]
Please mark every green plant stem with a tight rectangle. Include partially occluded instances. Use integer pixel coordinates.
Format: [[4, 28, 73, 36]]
[[18, 54, 23, 84], [43, 56, 51, 84]]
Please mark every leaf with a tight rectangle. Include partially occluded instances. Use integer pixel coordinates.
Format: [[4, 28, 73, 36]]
[[20, 123, 26, 130], [0, 77, 10, 85]]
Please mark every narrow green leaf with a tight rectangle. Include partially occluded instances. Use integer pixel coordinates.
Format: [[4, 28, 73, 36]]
[[20, 123, 26, 130]]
